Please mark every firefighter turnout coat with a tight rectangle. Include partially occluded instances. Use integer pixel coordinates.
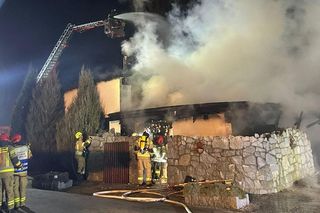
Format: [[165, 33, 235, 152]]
[[75, 138, 91, 174], [13, 144, 32, 208], [0, 142, 21, 210], [135, 136, 153, 184]]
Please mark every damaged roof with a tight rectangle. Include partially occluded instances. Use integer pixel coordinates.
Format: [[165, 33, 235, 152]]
[[108, 101, 282, 135], [108, 101, 279, 120]]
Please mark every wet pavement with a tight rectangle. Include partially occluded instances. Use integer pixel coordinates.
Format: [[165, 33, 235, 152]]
[[27, 188, 174, 213], [26, 174, 320, 213], [26, 188, 225, 213], [248, 177, 320, 213]]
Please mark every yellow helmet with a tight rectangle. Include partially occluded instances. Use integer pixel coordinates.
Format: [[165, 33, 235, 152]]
[[75, 131, 82, 139]]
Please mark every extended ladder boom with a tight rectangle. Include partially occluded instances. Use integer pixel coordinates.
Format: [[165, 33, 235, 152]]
[[36, 23, 74, 82], [73, 20, 105, 32], [36, 17, 124, 83]]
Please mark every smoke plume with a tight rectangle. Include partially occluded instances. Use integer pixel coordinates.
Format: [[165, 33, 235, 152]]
[[120, 0, 320, 125], [133, 0, 150, 11], [119, 0, 150, 11]]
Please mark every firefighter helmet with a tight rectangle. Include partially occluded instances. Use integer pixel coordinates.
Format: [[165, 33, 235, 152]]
[[11, 134, 22, 143], [142, 131, 149, 138], [0, 133, 10, 142], [75, 131, 82, 139], [155, 135, 164, 146]]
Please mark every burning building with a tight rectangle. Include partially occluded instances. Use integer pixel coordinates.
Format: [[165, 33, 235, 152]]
[[63, 76, 316, 197], [64, 0, 318, 200], [62, 72, 316, 199], [64, 76, 282, 137]]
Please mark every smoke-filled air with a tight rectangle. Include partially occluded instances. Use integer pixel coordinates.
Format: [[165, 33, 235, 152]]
[[119, 0, 320, 125]]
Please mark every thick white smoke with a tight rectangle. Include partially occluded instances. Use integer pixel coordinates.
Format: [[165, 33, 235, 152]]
[[121, 0, 320, 126]]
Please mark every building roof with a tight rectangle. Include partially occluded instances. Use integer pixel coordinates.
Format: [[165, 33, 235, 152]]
[[108, 101, 282, 135], [109, 101, 280, 120]]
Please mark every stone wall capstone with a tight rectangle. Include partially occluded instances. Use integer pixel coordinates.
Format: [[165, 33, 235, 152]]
[[167, 128, 315, 194]]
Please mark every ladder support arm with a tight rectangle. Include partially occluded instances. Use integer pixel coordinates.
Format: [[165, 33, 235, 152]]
[[37, 17, 124, 83]]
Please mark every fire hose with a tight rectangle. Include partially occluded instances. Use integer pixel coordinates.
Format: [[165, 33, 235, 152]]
[[93, 179, 233, 213], [93, 188, 192, 213]]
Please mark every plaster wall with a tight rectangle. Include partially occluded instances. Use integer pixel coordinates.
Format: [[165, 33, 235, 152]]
[[64, 79, 121, 116], [172, 114, 232, 136]]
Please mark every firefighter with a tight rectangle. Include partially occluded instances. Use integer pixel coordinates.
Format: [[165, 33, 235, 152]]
[[160, 144, 168, 184], [0, 133, 22, 212], [151, 135, 168, 184], [134, 132, 153, 186], [74, 131, 91, 179], [11, 134, 32, 212], [151, 149, 161, 181]]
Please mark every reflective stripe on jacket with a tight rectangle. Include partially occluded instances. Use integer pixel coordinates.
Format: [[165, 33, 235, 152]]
[[0, 145, 20, 174], [13, 145, 31, 175]]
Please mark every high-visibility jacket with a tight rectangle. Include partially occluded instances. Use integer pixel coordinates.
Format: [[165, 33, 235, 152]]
[[75, 139, 91, 156], [0, 144, 21, 174], [135, 136, 153, 158], [151, 145, 167, 163], [13, 145, 32, 176]]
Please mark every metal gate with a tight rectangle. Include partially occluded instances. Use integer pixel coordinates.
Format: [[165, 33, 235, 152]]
[[104, 142, 129, 184]]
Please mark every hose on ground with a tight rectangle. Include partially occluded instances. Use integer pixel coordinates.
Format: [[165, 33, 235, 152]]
[[93, 179, 233, 213], [93, 189, 192, 213]]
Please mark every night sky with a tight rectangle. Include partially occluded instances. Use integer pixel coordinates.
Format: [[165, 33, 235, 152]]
[[0, 0, 132, 125], [0, 0, 183, 125]]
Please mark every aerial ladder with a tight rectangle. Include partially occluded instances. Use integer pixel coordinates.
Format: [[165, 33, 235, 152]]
[[36, 13, 125, 83]]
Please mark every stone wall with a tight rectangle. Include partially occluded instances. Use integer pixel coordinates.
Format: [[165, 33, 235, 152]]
[[167, 128, 315, 194], [87, 133, 138, 184], [87, 128, 315, 194], [184, 182, 250, 209]]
